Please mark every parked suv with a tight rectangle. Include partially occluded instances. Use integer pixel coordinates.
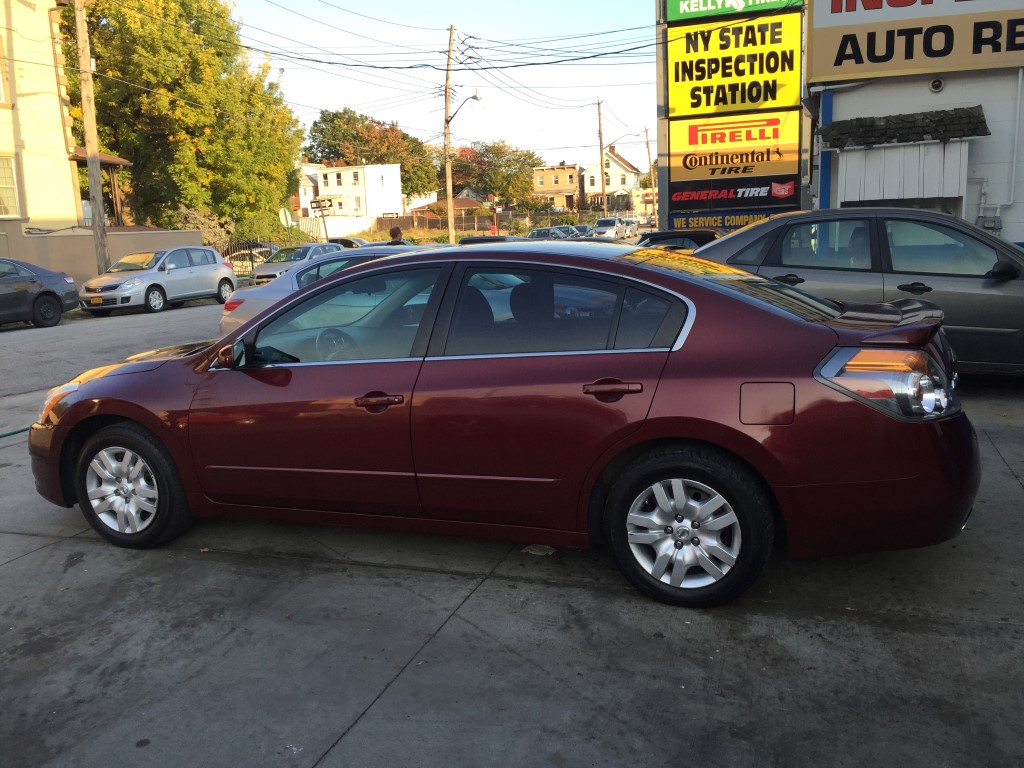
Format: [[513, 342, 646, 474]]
[[592, 217, 625, 239], [80, 247, 234, 316]]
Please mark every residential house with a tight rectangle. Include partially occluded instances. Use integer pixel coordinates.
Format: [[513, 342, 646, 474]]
[[581, 146, 642, 212], [531, 163, 583, 211], [0, 2, 199, 285]]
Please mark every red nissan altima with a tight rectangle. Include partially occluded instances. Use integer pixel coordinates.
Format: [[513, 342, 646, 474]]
[[29, 242, 980, 607]]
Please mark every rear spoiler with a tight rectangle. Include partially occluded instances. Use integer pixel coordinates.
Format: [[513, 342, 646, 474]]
[[830, 298, 944, 348]]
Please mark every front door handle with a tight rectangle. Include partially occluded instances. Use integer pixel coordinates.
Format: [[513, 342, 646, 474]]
[[897, 282, 933, 294], [774, 273, 805, 285], [354, 393, 404, 412]]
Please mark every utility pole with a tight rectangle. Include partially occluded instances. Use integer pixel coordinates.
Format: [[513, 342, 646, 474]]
[[597, 101, 608, 217], [444, 25, 456, 244], [74, 0, 109, 274], [645, 126, 656, 224]]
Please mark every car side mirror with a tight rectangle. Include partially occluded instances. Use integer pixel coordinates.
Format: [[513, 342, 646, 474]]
[[986, 260, 1020, 281], [215, 343, 236, 368], [158, 264, 167, 272]]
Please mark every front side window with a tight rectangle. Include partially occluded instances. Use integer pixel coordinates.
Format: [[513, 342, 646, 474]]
[[165, 251, 191, 269], [781, 219, 872, 270], [0, 157, 19, 217], [444, 268, 681, 356], [253, 268, 441, 364], [885, 219, 999, 276]]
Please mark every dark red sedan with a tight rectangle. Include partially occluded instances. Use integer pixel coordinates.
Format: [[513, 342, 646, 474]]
[[29, 242, 979, 607]]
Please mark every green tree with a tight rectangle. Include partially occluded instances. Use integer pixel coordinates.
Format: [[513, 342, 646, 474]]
[[471, 142, 543, 205], [305, 109, 438, 197], [61, 0, 302, 230]]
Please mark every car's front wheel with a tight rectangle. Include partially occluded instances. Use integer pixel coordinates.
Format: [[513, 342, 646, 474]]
[[74, 423, 191, 548], [144, 286, 166, 313], [216, 279, 233, 304], [604, 446, 773, 607], [31, 295, 62, 327]]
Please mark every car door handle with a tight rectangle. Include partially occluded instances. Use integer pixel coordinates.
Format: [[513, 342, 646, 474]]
[[583, 381, 643, 399], [896, 282, 933, 294], [354, 394, 404, 409], [774, 274, 805, 285]]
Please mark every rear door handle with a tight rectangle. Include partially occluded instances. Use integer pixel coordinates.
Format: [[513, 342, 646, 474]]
[[897, 282, 933, 294], [354, 394, 404, 410], [774, 274, 805, 285]]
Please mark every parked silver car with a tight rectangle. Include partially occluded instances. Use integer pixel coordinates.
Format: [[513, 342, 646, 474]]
[[694, 207, 1024, 373], [592, 217, 625, 239], [79, 247, 234, 316], [250, 243, 344, 285], [220, 244, 439, 335]]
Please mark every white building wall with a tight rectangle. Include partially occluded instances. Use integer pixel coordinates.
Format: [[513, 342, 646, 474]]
[[828, 69, 1024, 244]]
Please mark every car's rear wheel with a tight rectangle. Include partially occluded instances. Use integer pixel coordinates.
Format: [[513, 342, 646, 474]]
[[144, 286, 166, 313], [31, 295, 62, 327], [216, 279, 233, 304], [74, 423, 191, 548], [604, 446, 773, 607]]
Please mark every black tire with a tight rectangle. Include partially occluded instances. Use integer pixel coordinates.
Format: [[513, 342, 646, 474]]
[[89, 309, 113, 318], [74, 423, 192, 548], [144, 286, 166, 313], [216, 279, 233, 304], [604, 446, 773, 608], [31, 295, 62, 327]]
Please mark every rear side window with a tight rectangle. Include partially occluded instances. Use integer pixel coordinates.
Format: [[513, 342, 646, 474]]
[[780, 219, 872, 270], [444, 268, 683, 356], [189, 248, 215, 266]]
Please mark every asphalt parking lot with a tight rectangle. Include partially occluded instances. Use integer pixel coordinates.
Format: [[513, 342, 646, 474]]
[[1, 304, 1021, 767]]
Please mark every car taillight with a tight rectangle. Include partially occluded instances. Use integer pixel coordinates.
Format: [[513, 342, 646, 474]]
[[818, 348, 959, 420], [224, 260, 235, 271], [223, 298, 244, 313]]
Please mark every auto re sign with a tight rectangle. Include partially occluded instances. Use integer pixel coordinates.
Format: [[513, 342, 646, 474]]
[[667, 13, 802, 115], [806, 0, 1024, 82], [669, 110, 801, 181]]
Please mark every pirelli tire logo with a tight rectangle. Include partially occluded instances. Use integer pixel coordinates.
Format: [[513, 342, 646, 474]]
[[670, 112, 801, 181]]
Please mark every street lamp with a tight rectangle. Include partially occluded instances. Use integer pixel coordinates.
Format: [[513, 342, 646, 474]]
[[445, 93, 481, 244]]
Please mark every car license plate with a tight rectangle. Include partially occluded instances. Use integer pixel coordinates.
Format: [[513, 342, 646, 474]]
[[90, 297, 103, 305]]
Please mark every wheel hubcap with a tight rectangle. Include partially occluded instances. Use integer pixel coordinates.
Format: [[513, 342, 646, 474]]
[[85, 446, 159, 534], [625, 478, 741, 589]]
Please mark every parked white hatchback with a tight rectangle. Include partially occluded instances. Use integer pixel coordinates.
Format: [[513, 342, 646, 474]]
[[592, 217, 626, 239], [79, 247, 235, 316]]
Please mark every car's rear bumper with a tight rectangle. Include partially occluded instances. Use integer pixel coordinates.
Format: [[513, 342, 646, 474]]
[[777, 412, 980, 558]]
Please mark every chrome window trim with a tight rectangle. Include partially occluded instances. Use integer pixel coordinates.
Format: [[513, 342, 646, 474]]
[[426, 347, 673, 363]]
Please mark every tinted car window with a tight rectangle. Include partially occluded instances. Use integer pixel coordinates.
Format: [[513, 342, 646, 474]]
[[781, 219, 871, 270], [885, 219, 998, 276], [189, 248, 215, 266], [446, 268, 621, 356], [615, 288, 674, 349], [253, 268, 441, 364], [0, 260, 18, 277]]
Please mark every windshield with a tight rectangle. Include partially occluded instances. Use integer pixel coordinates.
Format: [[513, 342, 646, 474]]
[[265, 246, 308, 264], [596, 218, 617, 227], [108, 252, 163, 272]]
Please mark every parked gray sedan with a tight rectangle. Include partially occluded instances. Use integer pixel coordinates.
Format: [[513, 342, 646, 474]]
[[250, 243, 344, 285], [694, 208, 1024, 373], [80, 247, 234, 316], [0, 258, 79, 327], [220, 245, 439, 335]]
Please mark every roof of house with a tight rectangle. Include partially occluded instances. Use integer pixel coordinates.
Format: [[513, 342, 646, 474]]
[[606, 145, 642, 174], [817, 106, 990, 150]]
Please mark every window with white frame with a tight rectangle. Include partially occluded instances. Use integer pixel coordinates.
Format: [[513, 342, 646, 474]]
[[0, 157, 19, 216], [355, 196, 361, 210], [568, 174, 574, 184], [322, 173, 328, 184], [621, 175, 626, 185], [353, 171, 359, 184], [604, 159, 610, 169], [335, 172, 342, 184], [553, 175, 559, 185], [589, 176, 595, 187], [538, 176, 544, 186]]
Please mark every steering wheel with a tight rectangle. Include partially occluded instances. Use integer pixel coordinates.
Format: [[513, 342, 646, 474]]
[[315, 327, 362, 361]]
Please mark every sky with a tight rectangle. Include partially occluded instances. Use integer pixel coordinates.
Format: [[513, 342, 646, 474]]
[[229, 0, 660, 172]]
